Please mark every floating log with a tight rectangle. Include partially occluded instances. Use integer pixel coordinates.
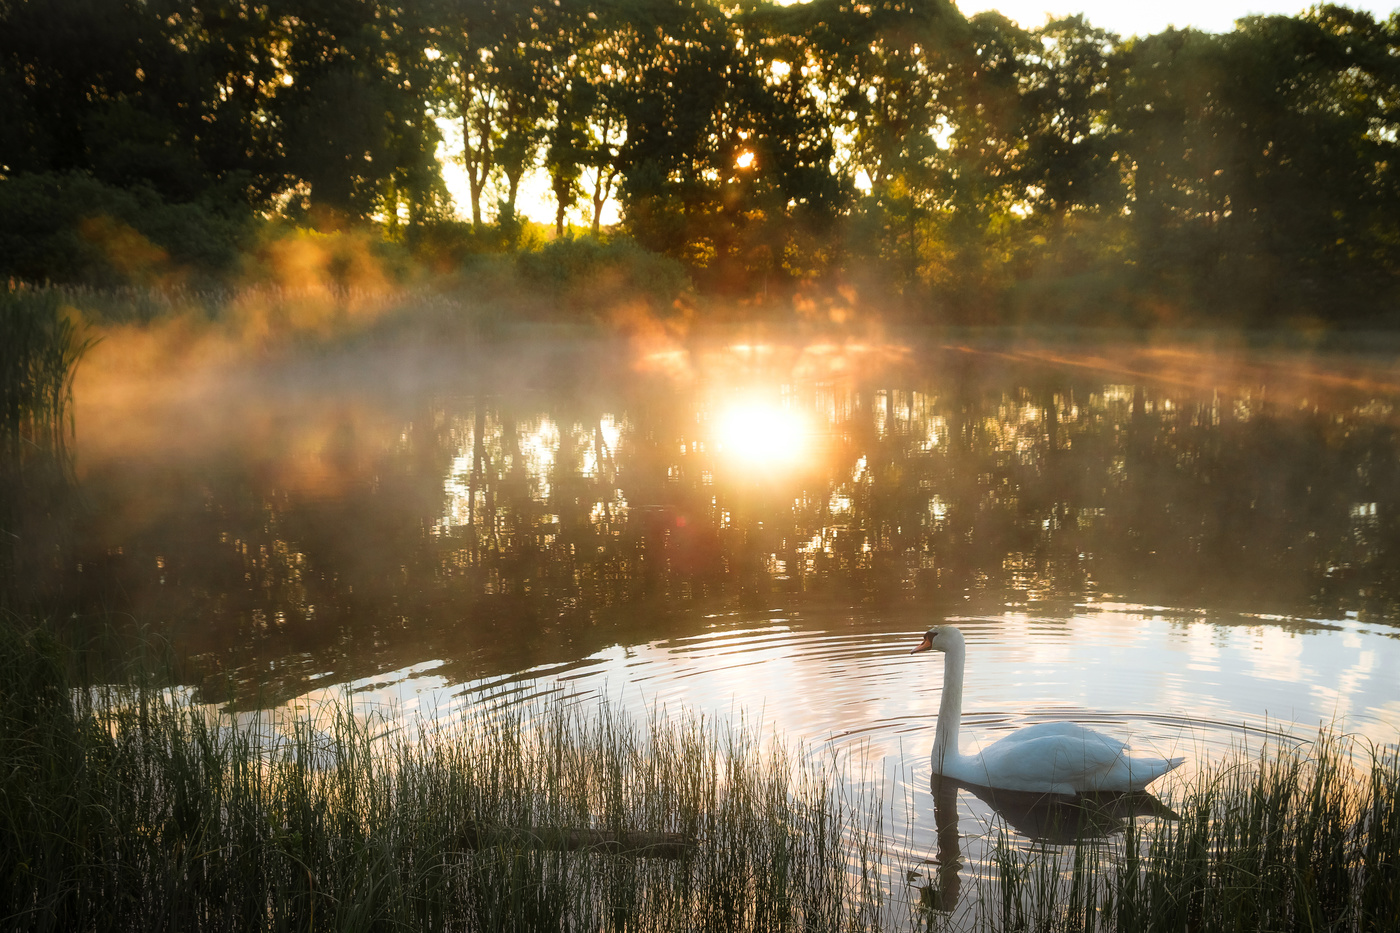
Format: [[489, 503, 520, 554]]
[[459, 821, 694, 859]]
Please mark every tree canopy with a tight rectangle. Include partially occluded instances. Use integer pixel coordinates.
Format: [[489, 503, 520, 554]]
[[3, 0, 1399, 324]]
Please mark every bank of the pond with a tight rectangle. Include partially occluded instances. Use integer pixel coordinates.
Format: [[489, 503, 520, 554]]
[[3, 622, 1399, 932], [0, 623, 885, 933]]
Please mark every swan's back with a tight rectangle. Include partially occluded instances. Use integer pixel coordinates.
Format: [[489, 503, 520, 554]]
[[947, 721, 1183, 794]]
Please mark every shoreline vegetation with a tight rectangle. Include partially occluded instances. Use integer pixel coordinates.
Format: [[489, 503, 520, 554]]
[[4, 2, 1400, 329], [11, 277, 1400, 362], [1, 622, 1398, 931], [1, 624, 886, 933]]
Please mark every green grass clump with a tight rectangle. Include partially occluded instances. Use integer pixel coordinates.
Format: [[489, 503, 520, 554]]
[[961, 734, 1400, 933], [0, 289, 93, 607], [0, 623, 886, 932], [1117, 733, 1400, 932], [0, 287, 93, 465]]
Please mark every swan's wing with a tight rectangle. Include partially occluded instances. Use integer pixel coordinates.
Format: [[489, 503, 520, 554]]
[[971, 726, 1136, 793], [988, 721, 1131, 753]]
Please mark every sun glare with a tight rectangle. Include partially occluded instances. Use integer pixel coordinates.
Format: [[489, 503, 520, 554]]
[[716, 401, 809, 467]]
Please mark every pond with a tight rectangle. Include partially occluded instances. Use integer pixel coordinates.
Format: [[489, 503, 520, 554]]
[[33, 330, 1400, 917]]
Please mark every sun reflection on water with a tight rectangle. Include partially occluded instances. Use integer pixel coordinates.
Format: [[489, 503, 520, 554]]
[[714, 400, 812, 468]]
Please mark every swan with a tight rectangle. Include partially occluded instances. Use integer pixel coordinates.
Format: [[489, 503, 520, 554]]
[[911, 626, 1184, 795]]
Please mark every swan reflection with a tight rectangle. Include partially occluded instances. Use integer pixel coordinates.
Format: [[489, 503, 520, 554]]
[[915, 774, 1177, 916]]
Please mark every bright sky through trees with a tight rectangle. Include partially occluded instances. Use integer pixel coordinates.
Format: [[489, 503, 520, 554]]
[[488, 0, 1400, 227], [952, 0, 1396, 36]]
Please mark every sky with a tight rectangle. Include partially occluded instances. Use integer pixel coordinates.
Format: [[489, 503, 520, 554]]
[[955, 0, 1397, 36]]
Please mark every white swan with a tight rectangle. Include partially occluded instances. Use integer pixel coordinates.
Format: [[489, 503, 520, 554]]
[[911, 626, 1183, 795]]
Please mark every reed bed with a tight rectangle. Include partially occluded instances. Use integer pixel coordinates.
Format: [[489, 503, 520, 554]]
[[1, 288, 94, 606], [5, 622, 1399, 932], [10, 280, 536, 341], [0, 625, 887, 933], [18, 282, 443, 336], [952, 733, 1400, 933], [0, 287, 93, 464]]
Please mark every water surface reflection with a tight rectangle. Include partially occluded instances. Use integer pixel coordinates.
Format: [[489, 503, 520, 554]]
[[51, 338, 1400, 707]]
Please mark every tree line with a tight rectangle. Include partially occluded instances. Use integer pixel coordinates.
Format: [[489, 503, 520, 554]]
[[3, 0, 1400, 324]]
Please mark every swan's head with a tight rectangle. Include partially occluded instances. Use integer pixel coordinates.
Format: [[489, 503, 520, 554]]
[[910, 625, 965, 654]]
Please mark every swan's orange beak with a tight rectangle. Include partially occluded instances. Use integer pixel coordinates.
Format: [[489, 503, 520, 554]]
[[910, 633, 933, 654]]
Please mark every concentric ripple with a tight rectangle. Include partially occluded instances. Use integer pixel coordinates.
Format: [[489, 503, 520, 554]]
[[281, 601, 1399, 914]]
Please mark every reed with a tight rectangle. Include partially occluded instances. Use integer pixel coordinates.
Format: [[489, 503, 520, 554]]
[[1121, 732, 1400, 932], [0, 623, 887, 933], [953, 733, 1400, 933], [6, 620, 1398, 932], [9, 281, 533, 347], [0, 287, 93, 465], [0, 288, 94, 607]]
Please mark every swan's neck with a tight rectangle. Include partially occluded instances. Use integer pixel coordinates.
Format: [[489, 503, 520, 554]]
[[933, 645, 964, 771]]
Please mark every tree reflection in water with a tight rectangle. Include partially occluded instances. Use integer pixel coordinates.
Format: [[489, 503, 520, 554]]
[[37, 339, 1400, 703]]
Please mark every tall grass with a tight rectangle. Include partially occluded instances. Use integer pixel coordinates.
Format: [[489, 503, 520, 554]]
[[1, 288, 95, 608], [0, 623, 887, 932], [1114, 733, 1400, 932], [5, 621, 1399, 932], [950, 734, 1400, 933], [0, 287, 93, 465], [6, 281, 596, 352]]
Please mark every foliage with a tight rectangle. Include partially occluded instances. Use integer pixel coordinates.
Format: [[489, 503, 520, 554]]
[[0, 172, 250, 285], [3, 0, 1400, 322], [1113, 10, 1400, 324], [515, 235, 691, 313]]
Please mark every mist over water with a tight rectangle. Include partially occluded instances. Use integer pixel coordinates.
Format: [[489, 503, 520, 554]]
[[56, 334, 1400, 683], [53, 331, 1400, 692], [8, 0, 1400, 918]]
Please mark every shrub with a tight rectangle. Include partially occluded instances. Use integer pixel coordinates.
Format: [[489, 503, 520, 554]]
[[515, 235, 691, 313], [0, 172, 250, 285]]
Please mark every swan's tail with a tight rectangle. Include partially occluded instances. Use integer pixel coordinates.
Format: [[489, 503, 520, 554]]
[[1129, 755, 1186, 791]]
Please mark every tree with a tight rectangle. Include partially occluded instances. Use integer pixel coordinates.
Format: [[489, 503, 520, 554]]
[[568, 0, 640, 235], [1112, 27, 1233, 305], [1112, 7, 1400, 320], [0, 0, 283, 207], [618, 0, 848, 292], [617, 0, 735, 260], [431, 0, 552, 229], [805, 0, 969, 300], [1021, 15, 1123, 218], [271, 0, 406, 221], [431, 0, 495, 226], [544, 71, 590, 236], [1214, 8, 1400, 312]]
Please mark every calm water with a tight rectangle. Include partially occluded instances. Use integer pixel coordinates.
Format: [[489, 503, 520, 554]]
[[26, 331, 1400, 916]]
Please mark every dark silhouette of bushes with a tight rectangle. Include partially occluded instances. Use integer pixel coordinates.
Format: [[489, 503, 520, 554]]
[[0, 173, 251, 286]]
